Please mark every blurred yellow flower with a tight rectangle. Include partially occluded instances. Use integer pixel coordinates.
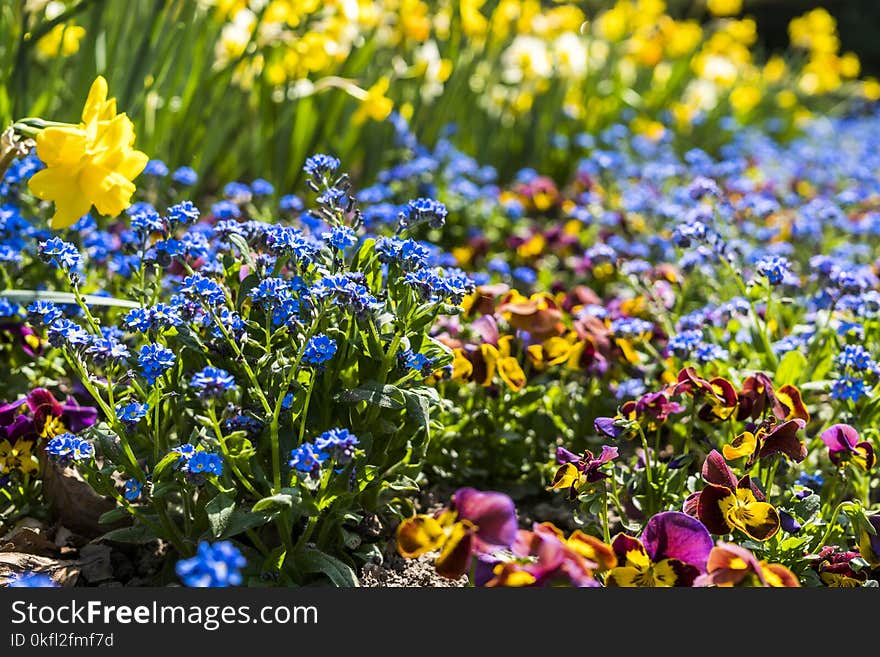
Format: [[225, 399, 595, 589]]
[[352, 77, 394, 124], [28, 76, 149, 230], [862, 78, 880, 101], [707, 0, 742, 17], [730, 84, 761, 115], [36, 23, 86, 58]]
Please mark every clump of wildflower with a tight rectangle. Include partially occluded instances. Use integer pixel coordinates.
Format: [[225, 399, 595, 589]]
[[399, 349, 434, 376], [303, 334, 337, 366], [176, 541, 245, 588], [172, 166, 198, 186], [39, 237, 82, 273], [190, 366, 236, 398], [322, 225, 357, 250], [288, 442, 327, 479], [116, 401, 149, 427], [26, 300, 63, 326], [399, 198, 447, 230], [303, 154, 341, 182], [7, 572, 58, 588], [45, 434, 94, 465], [756, 255, 793, 285], [123, 479, 143, 501], [179, 450, 223, 485], [314, 428, 360, 465], [137, 343, 176, 385]]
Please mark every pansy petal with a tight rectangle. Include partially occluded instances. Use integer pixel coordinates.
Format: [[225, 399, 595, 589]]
[[702, 449, 738, 488], [549, 462, 581, 493], [761, 563, 800, 587], [854, 442, 875, 471], [774, 384, 810, 422], [596, 445, 619, 465], [567, 531, 617, 571], [697, 484, 736, 535], [435, 521, 475, 579], [641, 511, 713, 571], [453, 487, 518, 550], [682, 490, 701, 517], [611, 533, 650, 568], [723, 431, 757, 461], [594, 416, 624, 438], [758, 419, 807, 462], [396, 515, 446, 557], [728, 496, 780, 541], [653, 558, 700, 587], [821, 424, 859, 454]]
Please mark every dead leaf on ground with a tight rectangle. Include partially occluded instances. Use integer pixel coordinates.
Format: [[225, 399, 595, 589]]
[[41, 461, 130, 537], [0, 553, 79, 587]]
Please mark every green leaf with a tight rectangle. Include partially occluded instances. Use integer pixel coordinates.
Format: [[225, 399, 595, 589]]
[[297, 549, 359, 587], [153, 451, 182, 481], [1, 289, 140, 309], [384, 475, 420, 492], [206, 493, 236, 539], [98, 507, 130, 525], [404, 389, 431, 437], [336, 382, 406, 409], [793, 494, 821, 523], [217, 509, 273, 540], [776, 350, 807, 387], [251, 488, 301, 515], [236, 272, 260, 313], [99, 524, 157, 544]]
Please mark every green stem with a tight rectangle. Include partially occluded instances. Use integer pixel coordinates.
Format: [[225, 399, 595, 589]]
[[816, 501, 854, 551], [207, 403, 260, 498]]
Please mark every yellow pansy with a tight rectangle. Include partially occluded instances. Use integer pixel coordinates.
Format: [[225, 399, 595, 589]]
[[28, 76, 149, 230], [480, 336, 526, 391], [0, 440, 40, 476]]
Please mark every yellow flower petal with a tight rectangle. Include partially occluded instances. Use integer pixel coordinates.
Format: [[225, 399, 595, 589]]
[[29, 168, 92, 229]]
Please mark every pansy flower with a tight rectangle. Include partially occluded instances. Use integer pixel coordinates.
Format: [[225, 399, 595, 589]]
[[736, 373, 810, 423], [473, 336, 526, 392], [696, 543, 799, 587], [671, 367, 738, 421], [0, 323, 43, 357], [595, 390, 683, 439], [605, 512, 714, 587], [496, 291, 563, 340], [857, 514, 880, 569], [812, 546, 868, 587], [0, 439, 39, 475], [526, 334, 575, 370], [397, 487, 518, 579], [550, 445, 618, 500], [478, 523, 615, 588], [0, 388, 97, 443], [722, 418, 807, 464], [694, 451, 780, 541], [821, 424, 875, 472]]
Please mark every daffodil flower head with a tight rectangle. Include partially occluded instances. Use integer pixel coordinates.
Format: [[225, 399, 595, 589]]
[[28, 76, 149, 230]]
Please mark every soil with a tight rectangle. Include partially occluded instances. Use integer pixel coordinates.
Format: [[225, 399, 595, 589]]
[[360, 553, 467, 587]]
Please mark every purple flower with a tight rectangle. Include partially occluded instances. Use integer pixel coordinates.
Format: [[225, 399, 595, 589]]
[[821, 424, 875, 472]]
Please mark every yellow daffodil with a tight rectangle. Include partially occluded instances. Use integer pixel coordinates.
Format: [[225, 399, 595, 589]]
[[352, 77, 394, 125], [36, 23, 86, 59], [707, 0, 742, 17], [28, 76, 149, 230]]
